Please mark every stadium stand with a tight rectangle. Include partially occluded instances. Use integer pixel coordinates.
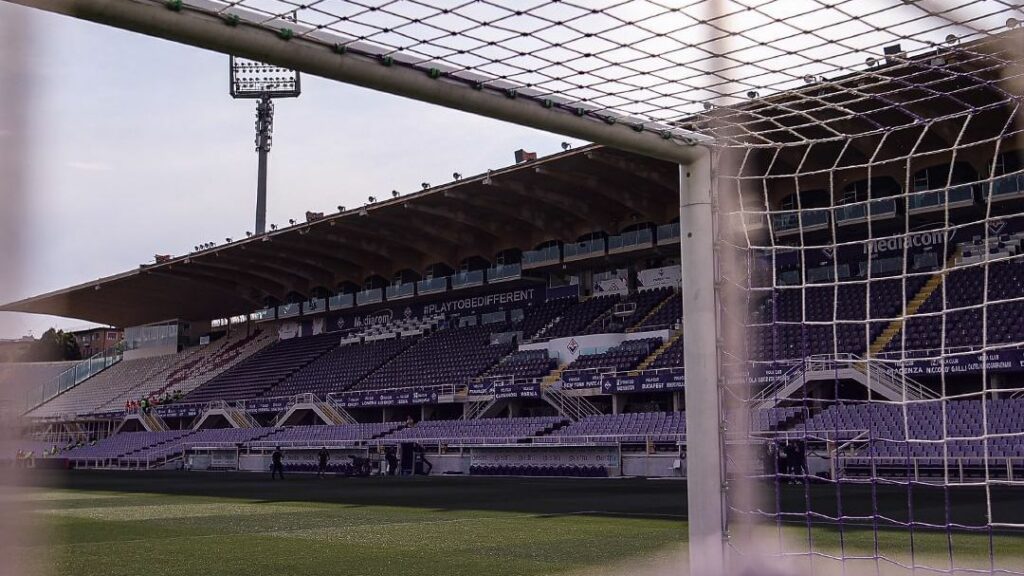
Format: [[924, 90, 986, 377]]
[[543, 295, 618, 339], [354, 324, 512, 391], [185, 333, 339, 402], [27, 356, 178, 418], [538, 412, 685, 443], [99, 329, 274, 411], [269, 337, 417, 397], [480, 349, 556, 381]]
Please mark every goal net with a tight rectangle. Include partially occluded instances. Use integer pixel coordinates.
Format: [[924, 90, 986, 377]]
[[717, 23, 1024, 576]]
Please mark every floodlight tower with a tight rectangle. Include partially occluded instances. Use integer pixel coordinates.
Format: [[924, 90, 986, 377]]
[[229, 56, 301, 235]]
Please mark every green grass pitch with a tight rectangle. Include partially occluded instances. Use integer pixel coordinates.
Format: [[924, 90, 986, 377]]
[[9, 471, 1024, 575]]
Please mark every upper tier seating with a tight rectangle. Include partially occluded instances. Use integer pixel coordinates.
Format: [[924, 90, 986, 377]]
[[185, 333, 340, 402], [564, 338, 663, 377], [99, 329, 274, 411], [544, 295, 618, 339], [887, 260, 1024, 354], [748, 276, 926, 360], [481, 349, 556, 381], [583, 288, 676, 334], [269, 337, 417, 397], [630, 288, 680, 331], [354, 324, 512, 391], [518, 298, 575, 339]]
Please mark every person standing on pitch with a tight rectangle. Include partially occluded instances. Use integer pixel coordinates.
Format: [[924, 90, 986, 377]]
[[271, 447, 285, 480], [317, 447, 330, 478]]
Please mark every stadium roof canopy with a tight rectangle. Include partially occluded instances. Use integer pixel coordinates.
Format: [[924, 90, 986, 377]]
[[0, 146, 681, 327], [2, 23, 1020, 327]]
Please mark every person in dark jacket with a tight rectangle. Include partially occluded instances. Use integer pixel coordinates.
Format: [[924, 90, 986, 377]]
[[271, 447, 285, 480], [317, 447, 330, 478]]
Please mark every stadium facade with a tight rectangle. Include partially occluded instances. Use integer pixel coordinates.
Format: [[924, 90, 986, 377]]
[[1, 29, 1023, 484]]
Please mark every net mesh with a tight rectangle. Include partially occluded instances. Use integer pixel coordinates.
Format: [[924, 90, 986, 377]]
[[717, 26, 1024, 574], [176, 0, 1021, 142]]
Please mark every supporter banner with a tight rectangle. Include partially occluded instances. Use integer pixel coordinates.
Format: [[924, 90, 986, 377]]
[[637, 265, 682, 289], [601, 371, 685, 393], [546, 283, 580, 301], [155, 404, 204, 418], [278, 321, 301, 340], [318, 287, 546, 334], [594, 276, 629, 295], [311, 317, 325, 336], [495, 383, 540, 399], [335, 388, 439, 407], [742, 362, 798, 386], [562, 369, 605, 389], [895, 349, 1024, 376], [243, 398, 290, 413]]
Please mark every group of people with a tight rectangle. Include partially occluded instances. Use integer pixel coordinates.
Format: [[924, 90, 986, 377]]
[[268, 442, 432, 479], [764, 439, 808, 481], [125, 390, 184, 413]]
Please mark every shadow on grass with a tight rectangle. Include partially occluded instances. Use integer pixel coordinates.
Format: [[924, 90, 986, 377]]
[[14, 469, 689, 520]]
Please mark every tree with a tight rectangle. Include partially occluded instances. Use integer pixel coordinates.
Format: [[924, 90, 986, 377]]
[[25, 328, 82, 362]]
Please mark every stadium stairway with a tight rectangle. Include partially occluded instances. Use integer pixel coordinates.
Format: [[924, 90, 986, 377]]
[[542, 363, 570, 387], [867, 250, 961, 357], [627, 292, 675, 333], [635, 330, 683, 371]]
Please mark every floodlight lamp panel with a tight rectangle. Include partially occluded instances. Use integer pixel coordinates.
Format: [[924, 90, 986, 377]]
[[229, 55, 301, 99]]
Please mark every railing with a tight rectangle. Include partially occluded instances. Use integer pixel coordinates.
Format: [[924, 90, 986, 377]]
[[542, 384, 602, 420], [656, 222, 681, 243], [608, 229, 653, 252], [486, 263, 522, 282], [563, 238, 606, 260], [451, 270, 485, 289], [356, 288, 383, 305], [328, 293, 354, 310], [25, 346, 124, 412], [416, 277, 447, 295], [522, 245, 560, 267], [772, 208, 829, 234], [907, 184, 975, 211], [751, 354, 938, 410], [834, 198, 897, 224], [991, 173, 1024, 199], [385, 282, 415, 300]]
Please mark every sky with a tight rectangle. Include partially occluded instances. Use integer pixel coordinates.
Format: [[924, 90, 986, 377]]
[[0, 2, 585, 340]]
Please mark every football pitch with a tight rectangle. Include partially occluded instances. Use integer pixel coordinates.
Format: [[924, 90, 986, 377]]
[[9, 471, 1024, 576]]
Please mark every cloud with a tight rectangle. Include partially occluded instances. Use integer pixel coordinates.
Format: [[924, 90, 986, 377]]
[[66, 160, 112, 172]]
